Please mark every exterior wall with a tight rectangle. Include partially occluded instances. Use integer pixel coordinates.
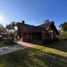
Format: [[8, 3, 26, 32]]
[[23, 33, 32, 42], [49, 30, 54, 39], [53, 30, 58, 38], [48, 29, 58, 39], [17, 23, 24, 41], [42, 31, 49, 40], [18, 25, 32, 42]]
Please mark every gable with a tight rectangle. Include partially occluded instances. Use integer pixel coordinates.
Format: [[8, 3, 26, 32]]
[[38, 21, 59, 35]]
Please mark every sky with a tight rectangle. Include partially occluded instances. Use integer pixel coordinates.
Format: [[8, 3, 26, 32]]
[[0, 0, 67, 29]]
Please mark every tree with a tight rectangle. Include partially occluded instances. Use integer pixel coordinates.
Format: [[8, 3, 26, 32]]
[[6, 22, 16, 30], [59, 22, 67, 32], [6, 22, 16, 41], [59, 22, 67, 39], [0, 24, 5, 33]]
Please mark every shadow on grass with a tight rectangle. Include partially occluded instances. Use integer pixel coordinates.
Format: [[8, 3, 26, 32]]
[[43, 40, 67, 52], [0, 39, 20, 47], [0, 47, 67, 67], [28, 39, 67, 52]]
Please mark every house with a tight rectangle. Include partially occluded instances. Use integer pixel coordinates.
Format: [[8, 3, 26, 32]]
[[17, 20, 59, 43]]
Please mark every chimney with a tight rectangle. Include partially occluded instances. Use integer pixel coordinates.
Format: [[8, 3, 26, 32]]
[[22, 20, 25, 24], [45, 20, 49, 22], [51, 21, 54, 24], [44, 20, 49, 24]]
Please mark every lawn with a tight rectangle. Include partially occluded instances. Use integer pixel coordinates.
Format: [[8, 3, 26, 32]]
[[0, 40, 67, 67], [0, 39, 18, 47]]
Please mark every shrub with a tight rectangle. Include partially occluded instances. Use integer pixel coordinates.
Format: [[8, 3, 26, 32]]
[[60, 32, 67, 40]]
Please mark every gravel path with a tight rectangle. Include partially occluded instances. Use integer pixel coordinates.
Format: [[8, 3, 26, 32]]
[[0, 41, 36, 56], [0, 45, 26, 56]]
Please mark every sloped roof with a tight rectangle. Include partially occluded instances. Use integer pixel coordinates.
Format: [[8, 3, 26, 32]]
[[17, 22, 35, 33], [38, 22, 53, 29], [31, 26, 47, 33], [38, 21, 59, 35], [17, 21, 59, 35]]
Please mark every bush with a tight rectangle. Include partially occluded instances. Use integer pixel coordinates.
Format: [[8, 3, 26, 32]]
[[60, 32, 67, 40]]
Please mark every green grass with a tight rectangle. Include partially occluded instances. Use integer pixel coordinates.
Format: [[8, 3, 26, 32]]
[[46, 40, 67, 52], [0, 40, 67, 67], [0, 40, 18, 47]]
